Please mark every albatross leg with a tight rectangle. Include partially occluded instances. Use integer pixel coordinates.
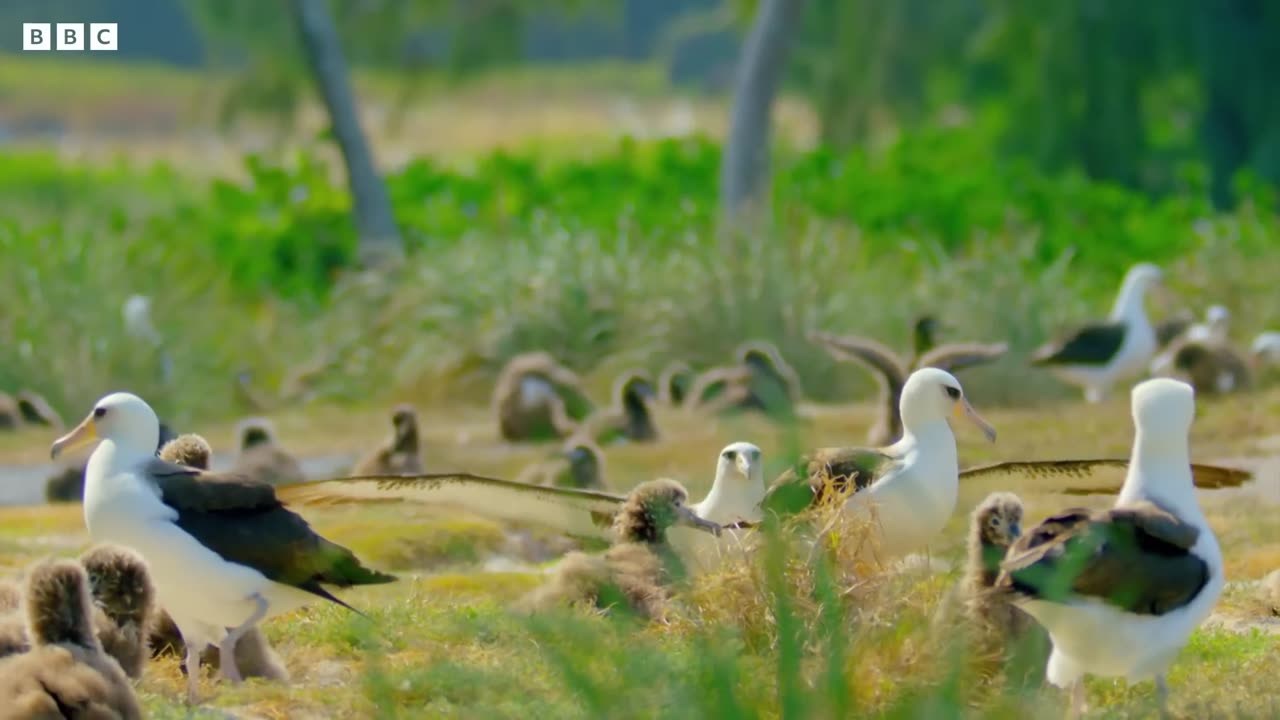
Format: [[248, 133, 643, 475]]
[[220, 593, 269, 683], [184, 643, 203, 703], [1068, 681, 1086, 720]]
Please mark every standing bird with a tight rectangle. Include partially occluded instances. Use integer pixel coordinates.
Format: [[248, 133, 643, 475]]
[[812, 315, 1008, 445], [50, 392, 396, 702], [351, 404, 424, 476], [759, 368, 997, 559], [0, 559, 142, 719], [996, 378, 1222, 718], [517, 478, 722, 620], [492, 352, 594, 442], [657, 361, 695, 407], [1031, 263, 1166, 403], [233, 418, 306, 486], [517, 440, 607, 491], [146, 432, 290, 683], [575, 371, 659, 445]]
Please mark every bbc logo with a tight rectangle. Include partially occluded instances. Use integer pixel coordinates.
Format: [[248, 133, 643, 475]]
[[22, 23, 118, 51]]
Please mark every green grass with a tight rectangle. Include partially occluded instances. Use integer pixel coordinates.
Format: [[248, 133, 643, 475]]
[[3, 392, 1280, 718]]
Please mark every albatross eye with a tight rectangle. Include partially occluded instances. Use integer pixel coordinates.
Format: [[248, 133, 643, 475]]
[[93, 407, 107, 419], [724, 450, 736, 460], [944, 386, 961, 401]]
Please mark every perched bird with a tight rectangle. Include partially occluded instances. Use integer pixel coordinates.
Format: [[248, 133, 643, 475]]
[[79, 545, 155, 679], [50, 392, 396, 702], [516, 440, 607, 491], [657, 361, 695, 407], [147, 431, 290, 682], [759, 368, 997, 559], [1031, 262, 1166, 403], [492, 352, 594, 442], [233, 418, 306, 486], [736, 341, 803, 419], [0, 559, 142, 720], [1153, 336, 1252, 395], [15, 391, 63, 430], [517, 478, 722, 620], [996, 378, 1223, 718], [276, 442, 766, 573], [575, 371, 658, 445], [812, 315, 1008, 445], [350, 404, 424, 476]]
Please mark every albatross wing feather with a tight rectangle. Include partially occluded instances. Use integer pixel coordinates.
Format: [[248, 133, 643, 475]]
[[276, 472, 627, 542], [811, 331, 909, 389], [1031, 323, 1127, 366], [916, 342, 1009, 373], [998, 502, 1209, 616], [146, 460, 396, 599], [960, 459, 1252, 493]]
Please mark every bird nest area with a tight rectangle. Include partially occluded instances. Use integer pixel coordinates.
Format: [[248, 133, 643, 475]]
[[3, 389, 1280, 717]]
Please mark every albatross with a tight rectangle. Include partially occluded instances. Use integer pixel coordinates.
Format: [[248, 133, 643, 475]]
[[1031, 262, 1166, 403], [50, 392, 396, 702], [757, 368, 997, 558], [995, 378, 1222, 718]]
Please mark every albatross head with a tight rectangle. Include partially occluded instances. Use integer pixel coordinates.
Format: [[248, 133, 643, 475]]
[[1132, 377, 1195, 444], [899, 368, 997, 442], [1112, 263, 1166, 318], [716, 441, 762, 485], [50, 392, 159, 461]]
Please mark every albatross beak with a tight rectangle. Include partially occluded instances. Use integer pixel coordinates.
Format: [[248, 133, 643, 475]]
[[953, 398, 997, 443], [677, 506, 722, 537], [50, 414, 98, 460], [735, 453, 753, 478]]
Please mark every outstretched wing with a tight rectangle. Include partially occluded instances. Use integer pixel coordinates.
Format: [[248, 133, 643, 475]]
[[810, 331, 908, 390], [1030, 323, 1126, 366], [276, 472, 627, 542], [916, 342, 1009, 373], [960, 459, 1253, 495]]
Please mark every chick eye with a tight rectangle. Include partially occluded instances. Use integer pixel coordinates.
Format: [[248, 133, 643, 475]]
[[944, 386, 961, 400], [93, 407, 107, 418]]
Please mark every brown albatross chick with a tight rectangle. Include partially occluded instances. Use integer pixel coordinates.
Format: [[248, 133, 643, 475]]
[[234, 418, 305, 486], [79, 545, 155, 679], [0, 559, 142, 720], [350, 404, 424, 476], [146, 432, 290, 682], [517, 478, 721, 620], [492, 352, 593, 442], [1160, 338, 1252, 396], [811, 316, 1008, 445], [577, 371, 658, 445], [516, 440, 607, 491]]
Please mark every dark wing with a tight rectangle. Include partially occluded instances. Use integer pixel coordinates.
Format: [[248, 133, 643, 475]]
[[1030, 322, 1127, 366], [810, 331, 908, 390], [960, 459, 1253, 494], [916, 342, 1009, 373], [999, 502, 1209, 615], [760, 447, 897, 517], [275, 471, 626, 542], [144, 459, 395, 608], [684, 366, 752, 412]]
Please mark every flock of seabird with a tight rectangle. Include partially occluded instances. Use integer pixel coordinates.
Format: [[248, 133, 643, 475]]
[[0, 260, 1276, 716]]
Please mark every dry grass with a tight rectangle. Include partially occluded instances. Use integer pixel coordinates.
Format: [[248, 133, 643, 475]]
[[1, 383, 1280, 717]]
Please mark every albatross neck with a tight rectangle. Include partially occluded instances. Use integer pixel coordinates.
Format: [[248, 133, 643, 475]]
[[697, 471, 764, 524], [1109, 274, 1153, 322], [1119, 429, 1203, 524]]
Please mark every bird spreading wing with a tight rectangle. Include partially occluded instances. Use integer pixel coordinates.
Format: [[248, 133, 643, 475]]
[[958, 459, 1253, 495]]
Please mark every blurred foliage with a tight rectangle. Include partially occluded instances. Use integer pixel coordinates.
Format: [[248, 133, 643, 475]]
[[3, 118, 1279, 422]]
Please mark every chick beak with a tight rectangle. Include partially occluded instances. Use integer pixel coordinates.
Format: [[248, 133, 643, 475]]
[[953, 398, 997, 443], [50, 413, 98, 460], [676, 506, 722, 537]]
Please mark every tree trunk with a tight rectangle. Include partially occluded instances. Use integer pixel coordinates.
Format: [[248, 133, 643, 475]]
[[290, 0, 403, 265], [719, 0, 808, 226]]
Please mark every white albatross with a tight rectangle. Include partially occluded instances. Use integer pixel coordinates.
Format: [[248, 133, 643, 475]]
[[995, 378, 1223, 718], [756, 368, 997, 559], [49, 392, 395, 703], [1031, 262, 1165, 403]]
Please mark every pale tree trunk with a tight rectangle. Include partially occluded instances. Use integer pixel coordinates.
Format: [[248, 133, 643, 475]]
[[719, 0, 807, 226], [290, 0, 403, 265]]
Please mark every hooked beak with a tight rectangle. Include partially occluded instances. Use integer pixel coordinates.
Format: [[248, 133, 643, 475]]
[[676, 506, 722, 537], [50, 413, 98, 460], [735, 453, 753, 479], [953, 397, 997, 443]]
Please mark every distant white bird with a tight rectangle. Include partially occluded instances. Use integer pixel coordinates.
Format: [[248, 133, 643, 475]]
[[996, 378, 1222, 718], [50, 392, 395, 703], [1150, 304, 1231, 376], [1032, 263, 1165, 403], [1252, 331, 1280, 368]]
